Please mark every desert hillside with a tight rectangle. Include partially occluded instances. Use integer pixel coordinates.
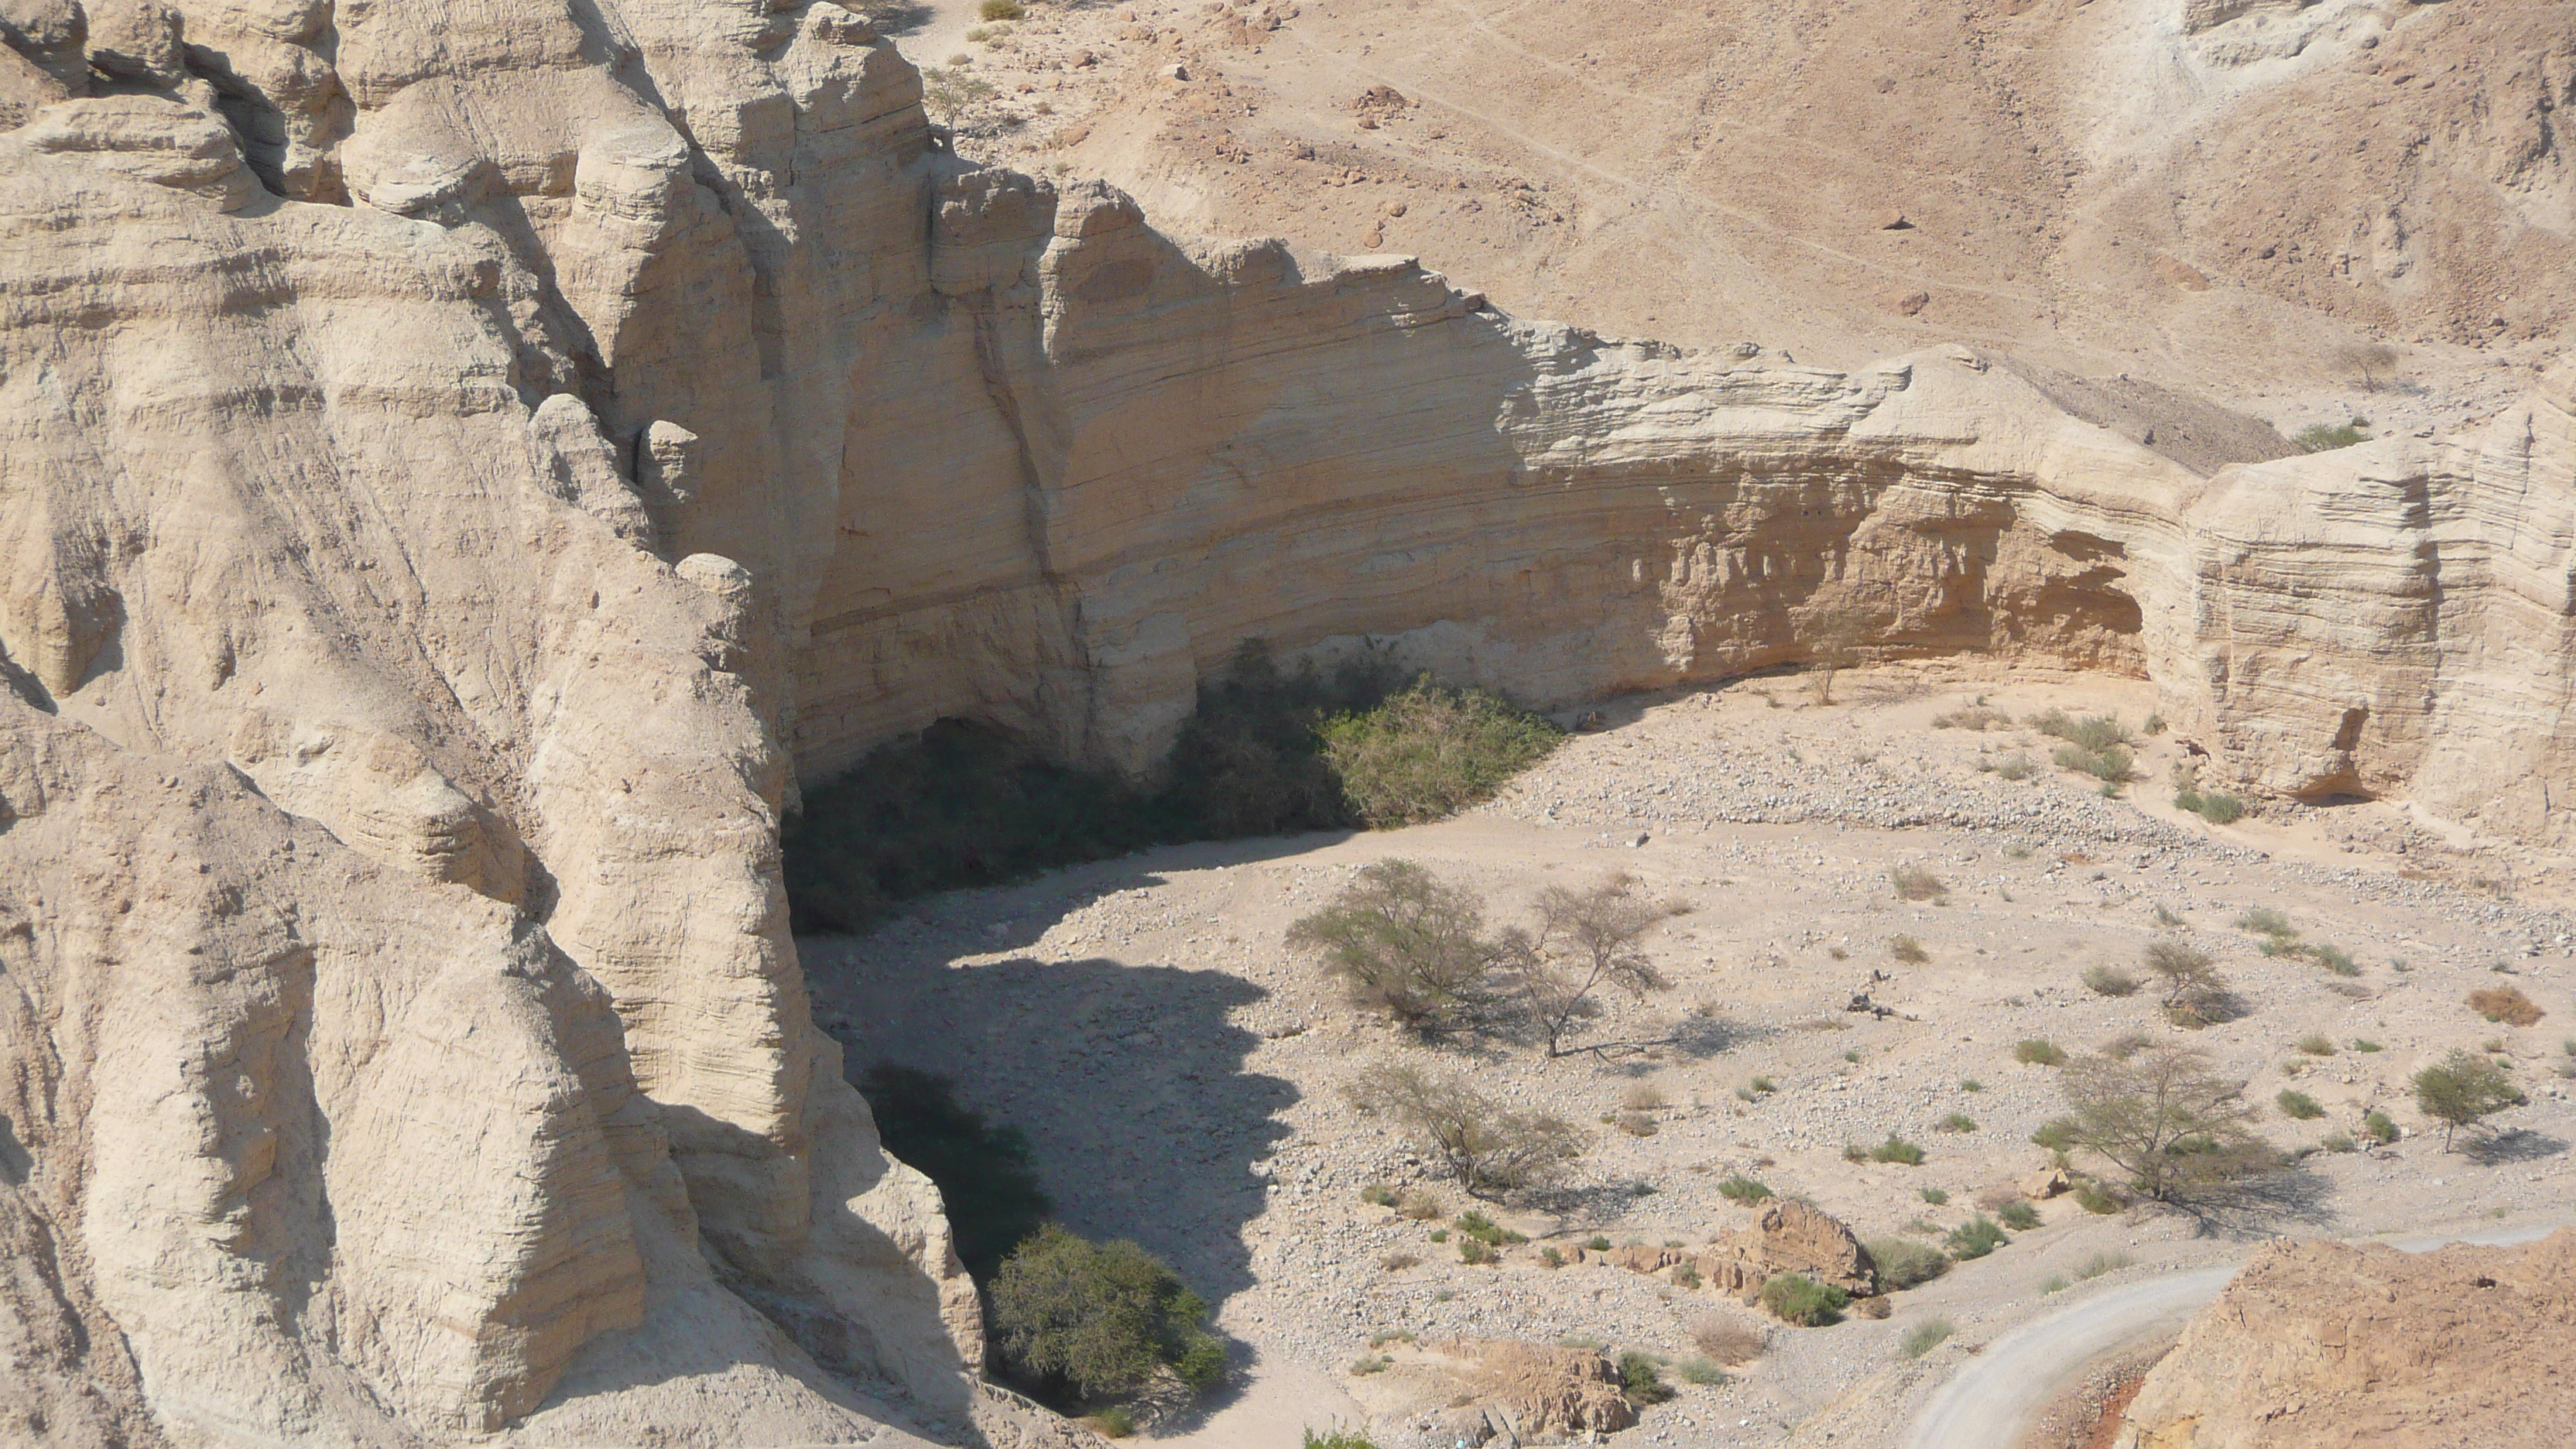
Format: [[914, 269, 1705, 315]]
[[0, 0, 2571, 1446]]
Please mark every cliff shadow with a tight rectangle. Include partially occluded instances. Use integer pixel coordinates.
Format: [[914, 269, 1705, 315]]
[[811, 887, 1298, 1321]]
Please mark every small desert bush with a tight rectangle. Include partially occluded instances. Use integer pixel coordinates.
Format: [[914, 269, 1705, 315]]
[[1620, 1082, 1668, 1112], [1716, 1172, 1774, 1204], [2054, 742, 2137, 787], [2413, 1049, 2524, 1148], [1615, 1111, 1658, 1137], [2469, 986, 2545, 1028], [978, 0, 1024, 15], [1303, 1430, 1380, 1449], [1085, 1407, 1136, 1437], [2295, 1033, 2338, 1057], [1321, 680, 1562, 827], [1890, 934, 1930, 964], [2236, 906, 2296, 939], [1458, 1237, 1498, 1265], [1538, 1246, 1564, 1268], [2030, 709, 2131, 752], [1691, 1316, 1769, 1365], [2083, 964, 2140, 998], [2075, 1251, 2134, 1280], [1360, 1184, 1399, 1207], [2073, 1179, 2125, 1214], [1919, 1186, 1950, 1205], [1944, 1215, 2008, 1260], [1617, 1351, 1674, 1404], [1870, 1133, 1927, 1166], [2320, 1132, 2357, 1153], [2173, 785, 2245, 824], [1995, 1200, 2041, 1231], [1899, 1318, 1955, 1359], [2041, 1273, 2069, 1293], [2143, 938, 2229, 1023], [991, 1225, 1225, 1399], [1675, 1355, 1729, 1386], [1989, 752, 2036, 781], [1586, 1235, 1613, 1252], [1397, 1190, 1443, 1220], [2292, 422, 2369, 453], [1377, 1252, 1419, 1272], [1865, 1235, 1950, 1290], [1936, 1112, 1978, 1133], [1891, 865, 1948, 902], [2276, 1089, 2324, 1120], [1452, 1211, 1525, 1246], [2015, 1038, 2068, 1067], [1759, 1274, 1848, 1327], [2362, 1109, 2399, 1144], [1934, 704, 2012, 731]]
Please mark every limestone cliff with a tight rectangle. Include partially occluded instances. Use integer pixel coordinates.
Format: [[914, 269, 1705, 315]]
[[0, 0, 2571, 1444]]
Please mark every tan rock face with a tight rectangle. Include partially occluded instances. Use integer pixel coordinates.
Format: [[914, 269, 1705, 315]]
[[0, 0, 2570, 1444], [1703, 1200, 1879, 1298], [2115, 1229, 2576, 1448]]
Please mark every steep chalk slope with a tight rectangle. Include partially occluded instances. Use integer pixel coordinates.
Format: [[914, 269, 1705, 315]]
[[2114, 1229, 2576, 1447], [0, 0, 2571, 1445]]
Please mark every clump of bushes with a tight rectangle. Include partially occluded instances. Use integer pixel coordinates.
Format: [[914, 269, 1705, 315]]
[[2469, 986, 2546, 1028], [2015, 1038, 2068, 1067], [978, 0, 1025, 17], [1944, 1215, 2008, 1260], [1995, 1201, 2041, 1231], [2030, 711, 2136, 789], [2075, 1251, 2133, 1280], [2276, 1089, 2324, 1120], [1691, 1316, 1769, 1364], [2292, 421, 2369, 453], [1616, 1351, 1674, 1404], [1321, 680, 1563, 827], [2173, 783, 2245, 824], [1869, 1133, 1927, 1166], [2082, 964, 2140, 998], [1453, 1211, 1525, 1246], [1934, 703, 2012, 731], [785, 646, 1558, 930], [1864, 1235, 1949, 1290], [2143, 938, 2231, 1025], [990, 1225, 1225, 1402], [1936, 1112, 1978, 1133], [1759, 1273, 1848, 1327], [1287, 860, 1509, 1035], [1716, 1172, 1774, 1204], [1899, 1319, 1955, 1359], [2295, 1033, 2338, 1057]]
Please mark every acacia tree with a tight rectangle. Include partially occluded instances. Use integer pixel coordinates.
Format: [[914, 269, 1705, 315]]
[[2057, 1045, 2269, 1203], [2412, 1049, 2523, 1149], [1506, 873, 1673, 1057], [1286, 860, 1506, 1035], [1345, 1060, 1584, 1197]]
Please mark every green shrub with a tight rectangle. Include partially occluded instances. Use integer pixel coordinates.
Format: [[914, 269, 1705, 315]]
[[2083, 964, 2141, 998], [1458, 1237, 1497, 1265], [1991, 752, 2036, 781], [1899, 1318, 1955, 1359], [1674, 1355, 1729, 1386], [2054, 742, 2136, 786], [1960, 1077, 1984, 1093], [1360, 1184, 1399, 1207], [2292, 422, 2369, 453], [2015, 1038, 2068, 1067], [1945, 1215, 2008, 1259], [2235, 907, 2296, 939], [1865, 1235, 1950, 1290], [978, 0, 1024, 16], [1320, 680, 1562, 827], [2413, 1048, 2524, 1147], [1918, 1186, 1949, 1205], [2295, 1034, 2338, 1057], [1617, 1351, 1674, 1403], [1453, 1211, 1525, 1245], [1759, 1274, 1848, 1327], [1428, 1229, 1447, 1242], [2073, 1179, 2124, 1214], [1995, 1201, 2041, 1231], [1085, 1406, 1136, 1437], [1716, 1172, 1774, 1204], [2041, 1273, 2069, 1294], [2030, 709, 2132, 752], [2276, 1090, 2324, 1120], [1870, 1133, 1927, 1166], [2353, 1039, 2385, 1053], [2175, 787, 2244, 824], [1936, 1112, 1978, 1133], [1539, 1245, 1564, 1268], [854, 1064, 1050, 1283], [2030, 1118, 2078, 1152], [2320, 1131, 2356, 1153], [1288, 861, 1508, 1035], [1303, 1430, 1381, 1449], [1346, 1060, 1584, 1195], [1587, 1235, 1613, 1252], [2362, 1109, 2398, 1144], [990, 1225, 1225, 1400], [1672, 1262, 1702, 1289]]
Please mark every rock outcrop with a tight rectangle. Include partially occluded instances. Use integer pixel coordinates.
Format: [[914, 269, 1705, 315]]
[[1699, 1200, 1879, 1300], [2114, 1229, 2576, 1448], [0, 0, 2571, 1444]]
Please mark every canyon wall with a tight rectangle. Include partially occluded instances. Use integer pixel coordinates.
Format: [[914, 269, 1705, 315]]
[[0, 0, 2571, 1444]]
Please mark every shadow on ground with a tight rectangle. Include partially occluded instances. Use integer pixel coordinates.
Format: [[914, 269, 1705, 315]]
[[809, 843, 1316, 1320]]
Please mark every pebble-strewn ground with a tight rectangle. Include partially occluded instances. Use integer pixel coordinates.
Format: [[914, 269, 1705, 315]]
[[805, 660, 2576, 1449]]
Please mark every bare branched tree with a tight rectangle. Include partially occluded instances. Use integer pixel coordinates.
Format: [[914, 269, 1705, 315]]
[[1345, 1060, 1584, 1197], [1804, 605, 1871, 705], [1505, 873, 1673, 1057], [2058, 1045, 2269, 1204], [2142, 937, 2228, 1023]]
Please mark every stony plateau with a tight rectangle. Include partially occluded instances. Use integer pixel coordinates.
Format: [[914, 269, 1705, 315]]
[[0, 0, 2570, 1446]]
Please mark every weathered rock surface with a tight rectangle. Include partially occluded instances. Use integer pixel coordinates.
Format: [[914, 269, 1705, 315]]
[[2114, 1229, 2576, 1448], [0, 0, 2571, 1443], [1701, 1200, 1879, 1299]]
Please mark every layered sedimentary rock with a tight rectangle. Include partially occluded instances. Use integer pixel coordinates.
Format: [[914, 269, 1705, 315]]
[[2113, 1229, 2576, 1447], [0, 0, 2571, 1444]]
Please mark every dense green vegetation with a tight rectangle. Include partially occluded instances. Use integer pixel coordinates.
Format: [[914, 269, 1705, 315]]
[[785, 645, 1560, 932], [990, 1225, 1225, 1401]]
